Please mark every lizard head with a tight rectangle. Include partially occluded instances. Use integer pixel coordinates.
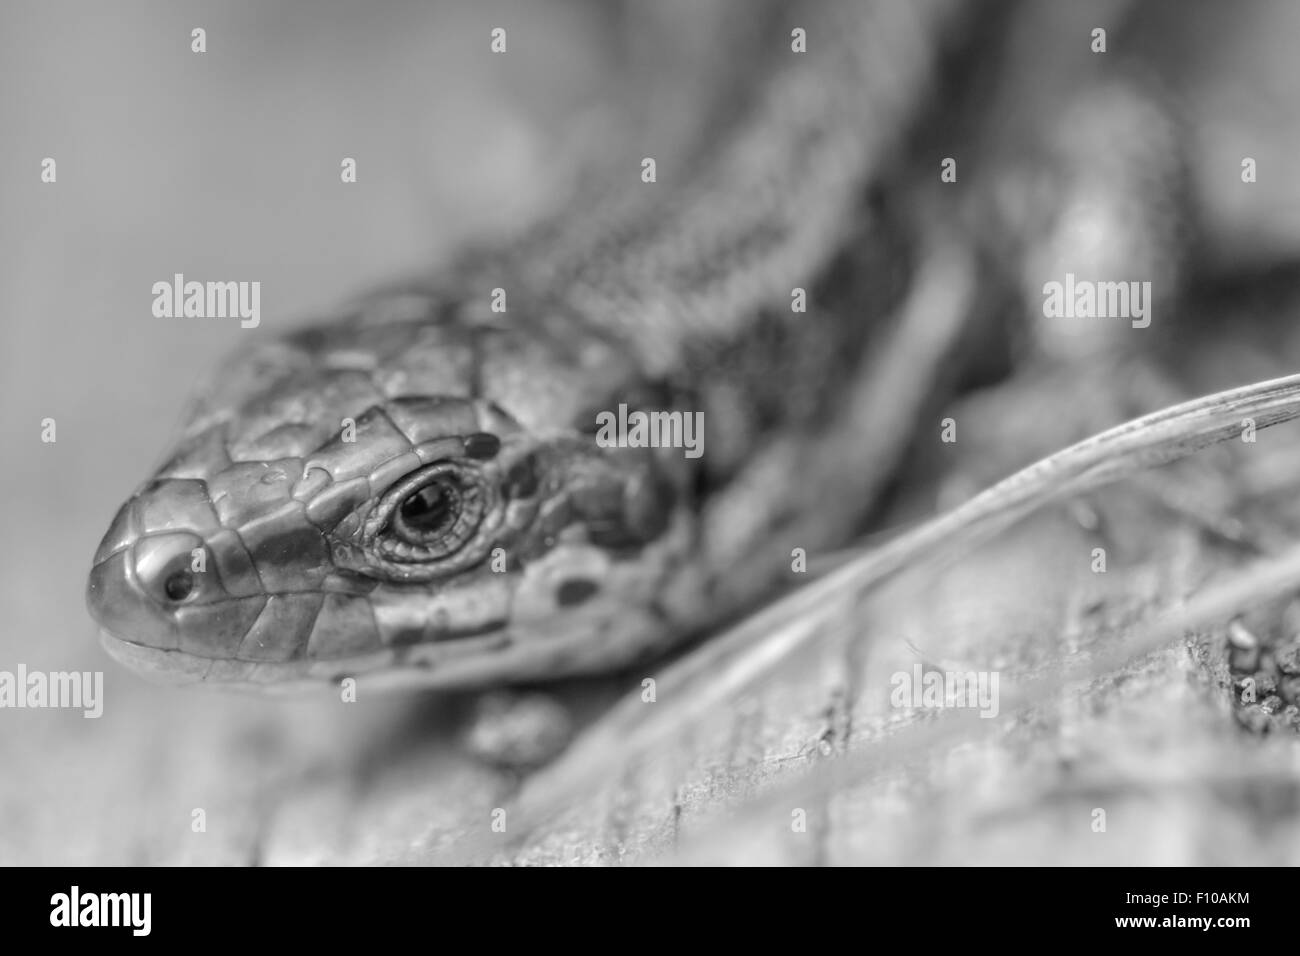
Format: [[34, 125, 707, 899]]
[[86, 298, 700, 689]]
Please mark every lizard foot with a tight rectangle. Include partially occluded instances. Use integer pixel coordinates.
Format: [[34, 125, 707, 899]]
[[459, 690, 575, 771]]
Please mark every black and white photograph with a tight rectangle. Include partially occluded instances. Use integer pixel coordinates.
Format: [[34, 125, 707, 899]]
[[0, 0, 1294, 907]]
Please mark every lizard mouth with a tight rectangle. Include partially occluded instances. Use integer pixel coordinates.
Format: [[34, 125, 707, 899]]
[[98, 628, 213, 684], [96, 626, 397, 690], [96, 624, 518, 691], [96, 627, 357, 688]]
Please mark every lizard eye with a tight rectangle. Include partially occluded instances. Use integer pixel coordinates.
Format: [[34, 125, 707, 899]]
[[397, 479, 459, 538], [376, 463, 487, 563]]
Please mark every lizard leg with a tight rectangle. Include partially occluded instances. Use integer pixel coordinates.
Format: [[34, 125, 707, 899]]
[[459, 689, 576, 770]]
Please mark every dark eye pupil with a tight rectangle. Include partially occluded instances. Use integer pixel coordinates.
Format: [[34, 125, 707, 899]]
[[400, 482, 457, 533], [164, 570, 194, 601]]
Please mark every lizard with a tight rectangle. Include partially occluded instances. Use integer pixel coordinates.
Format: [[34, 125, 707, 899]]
[[82, 1, 1300, 856], [86, 0, 1249, 798], [85, 0, 998, 694]]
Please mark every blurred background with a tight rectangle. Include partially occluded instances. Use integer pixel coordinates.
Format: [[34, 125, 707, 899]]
[[5, 0, 1300, 865]]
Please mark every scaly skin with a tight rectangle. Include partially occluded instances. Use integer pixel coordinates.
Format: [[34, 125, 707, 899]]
[[85, 0, 976, 690]]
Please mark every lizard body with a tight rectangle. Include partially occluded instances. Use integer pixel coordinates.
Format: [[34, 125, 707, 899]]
[[88, 0, 1193, 696]]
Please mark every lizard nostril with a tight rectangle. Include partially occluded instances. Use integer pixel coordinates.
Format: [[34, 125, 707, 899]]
[[131, 532, 209, 608], [163, 570, 195, 602]]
